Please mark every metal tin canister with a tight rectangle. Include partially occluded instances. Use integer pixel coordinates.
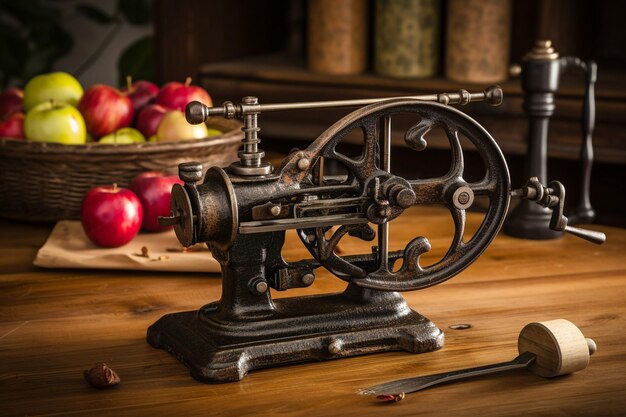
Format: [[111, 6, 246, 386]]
[[445, 0, 512, 83], [307, 0, 368, 75], [374, 0, 441, 78]]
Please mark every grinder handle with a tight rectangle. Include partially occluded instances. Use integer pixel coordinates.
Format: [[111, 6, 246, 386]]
[[518, 319, 596, 378], [510, 177, 606, 245]]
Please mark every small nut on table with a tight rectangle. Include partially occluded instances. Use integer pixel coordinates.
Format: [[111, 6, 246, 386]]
[[84, 362, 120, 389]]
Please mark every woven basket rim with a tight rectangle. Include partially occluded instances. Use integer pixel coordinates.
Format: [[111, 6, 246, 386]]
[[0, 118, 242, 156]]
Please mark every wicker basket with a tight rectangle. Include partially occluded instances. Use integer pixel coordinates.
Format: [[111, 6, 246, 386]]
[[0, 118, 242, 222]]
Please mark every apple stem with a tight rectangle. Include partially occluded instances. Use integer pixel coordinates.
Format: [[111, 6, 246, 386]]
[[126, 75, 134, 93], [184, 77, 192, 87]]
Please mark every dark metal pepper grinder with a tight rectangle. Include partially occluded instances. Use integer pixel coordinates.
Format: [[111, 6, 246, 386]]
[[504, 40, 597, 239]]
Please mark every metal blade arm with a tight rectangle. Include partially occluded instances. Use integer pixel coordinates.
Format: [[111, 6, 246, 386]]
[[359, 352, 536, 396]]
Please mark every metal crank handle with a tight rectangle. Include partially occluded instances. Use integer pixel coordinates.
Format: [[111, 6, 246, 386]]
[[359, 319, 596, 401], [510, 177, 606, 245], [563, 225, 606, 245], [185, 85, 503, 124]]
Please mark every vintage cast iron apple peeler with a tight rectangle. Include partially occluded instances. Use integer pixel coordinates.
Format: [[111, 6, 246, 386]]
[[147, 86, 605, 383]]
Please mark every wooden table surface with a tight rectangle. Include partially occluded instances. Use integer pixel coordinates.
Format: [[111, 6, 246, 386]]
[[1, 206, 625, 416]]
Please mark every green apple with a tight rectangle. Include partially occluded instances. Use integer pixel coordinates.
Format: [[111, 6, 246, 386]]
[[99, 127, 146, 144], [24, 72, 84, 111], [156, 110, 209, 142], [24, 101, 87, 145]]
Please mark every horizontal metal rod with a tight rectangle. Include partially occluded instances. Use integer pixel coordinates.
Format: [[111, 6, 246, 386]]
[[185, 86, 503, 124], [257, 87, 501, 112]]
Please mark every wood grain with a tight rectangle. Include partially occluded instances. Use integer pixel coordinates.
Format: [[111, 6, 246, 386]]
[[1, 206, 625, 416], [517, 319, 592, 377]]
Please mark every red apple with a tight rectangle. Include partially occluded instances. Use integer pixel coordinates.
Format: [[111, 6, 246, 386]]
[[135, 104, 167, 138], [156, 77, 212, 112], [122, 76, 159, 113], [81, 185, 143, 247], [78, 84, 133, 138], [129, 171, 183, 232], [0, 88, 23, 120], [0, 112, 25, 139]]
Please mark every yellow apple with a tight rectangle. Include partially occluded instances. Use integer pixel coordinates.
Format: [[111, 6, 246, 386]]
[[156, 111, 209, 142]]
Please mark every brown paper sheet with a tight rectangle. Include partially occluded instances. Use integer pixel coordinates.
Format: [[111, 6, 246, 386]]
[[34, 221, 220, 273]]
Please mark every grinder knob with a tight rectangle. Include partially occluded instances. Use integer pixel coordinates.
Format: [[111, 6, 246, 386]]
[[186, 101, 210, 125], [518, 319, 596, 378]]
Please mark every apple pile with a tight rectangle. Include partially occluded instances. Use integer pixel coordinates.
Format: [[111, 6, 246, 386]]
[[0, 72, 222, 144], [81, 171, 183, 247]]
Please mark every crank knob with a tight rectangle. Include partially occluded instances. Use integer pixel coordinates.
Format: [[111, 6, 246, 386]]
[[484, 85, 503, 106], [185, 101, 210, 125], [518, 319, 596, 378]]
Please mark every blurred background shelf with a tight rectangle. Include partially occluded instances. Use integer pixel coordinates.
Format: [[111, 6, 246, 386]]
[[154, 0, 626, 226], [197, 53, 626, 165]]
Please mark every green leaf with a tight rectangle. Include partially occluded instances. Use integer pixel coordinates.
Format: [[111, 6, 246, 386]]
[[118, 35, 154, 86], [76, 3, 117, 25], [117, 0, 152, 25]]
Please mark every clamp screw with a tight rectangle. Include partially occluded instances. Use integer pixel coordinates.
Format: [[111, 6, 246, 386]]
[[229, 96, 273, 176]]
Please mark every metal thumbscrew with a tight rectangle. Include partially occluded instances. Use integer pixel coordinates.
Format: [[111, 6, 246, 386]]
[[179, 162, 203, 184], [359, 319, 596, 399]]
